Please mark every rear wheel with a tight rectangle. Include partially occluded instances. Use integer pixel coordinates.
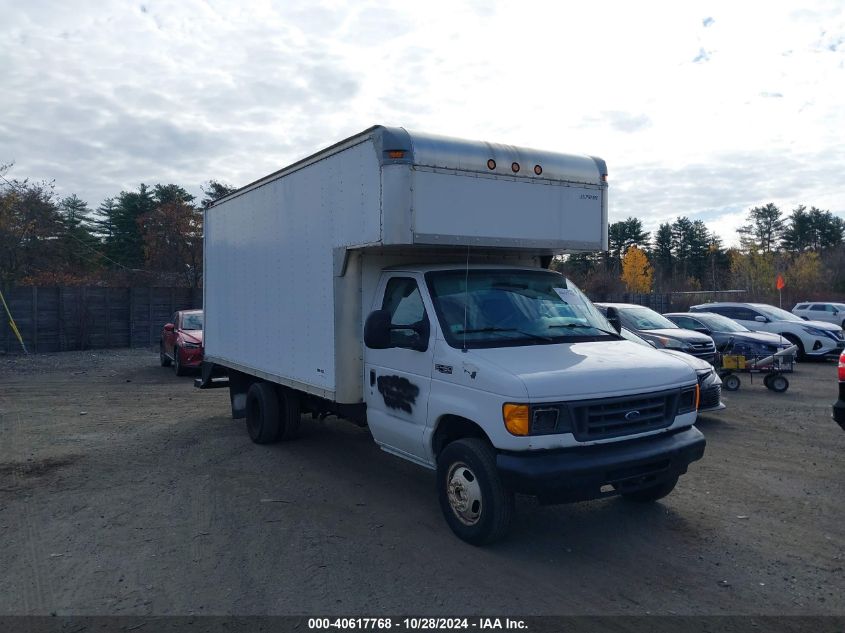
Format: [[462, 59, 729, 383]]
[[621, 476, 678, 502], [275, 386, 301, 441], [436, 438, 514, 545], [246, 382, 280, 444], [767, 374, 789, 393]]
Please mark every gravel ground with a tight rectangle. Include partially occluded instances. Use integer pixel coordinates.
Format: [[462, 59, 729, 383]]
[[0, 349, 842, 616]]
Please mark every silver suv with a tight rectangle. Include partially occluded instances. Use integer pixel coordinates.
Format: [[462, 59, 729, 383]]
[[792, 302, 845, 329]]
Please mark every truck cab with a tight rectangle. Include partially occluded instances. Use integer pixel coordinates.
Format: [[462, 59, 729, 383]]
[[363, 264, 705, 543]]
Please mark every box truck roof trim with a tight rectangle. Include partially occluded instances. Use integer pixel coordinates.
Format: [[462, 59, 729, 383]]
[[210, 125, 607, 208]]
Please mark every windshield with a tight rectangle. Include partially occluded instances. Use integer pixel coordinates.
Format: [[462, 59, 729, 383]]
[[425, 269, 616, 348], [754, 305, 804, 323], [182, 313, 204, 330], [619, 306, 678, 330], [695, 313, 749, 333]]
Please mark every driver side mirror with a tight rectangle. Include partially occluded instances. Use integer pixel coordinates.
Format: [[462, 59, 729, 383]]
[[364, 310, 392, 349], [164, 323, 175, 332], [754, 315, 768, 323], [694, 327, 711, 335], [364, 310, 430, 352], [605, 306, 622, 334]]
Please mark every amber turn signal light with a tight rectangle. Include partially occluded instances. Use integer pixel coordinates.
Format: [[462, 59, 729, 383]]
[[503, 403, 530, 436]]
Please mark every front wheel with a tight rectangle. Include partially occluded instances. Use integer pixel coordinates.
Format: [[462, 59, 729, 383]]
[[159, 342, 171, 367], [621, 476, 678, 502], [723, 374, 741, 391], [782, 334, 806, 361], [173, 346, 188, 376], [436, 438, 514, 545]]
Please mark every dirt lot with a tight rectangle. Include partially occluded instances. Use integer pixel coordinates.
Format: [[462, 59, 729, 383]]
[[0, 349, 842, 616]]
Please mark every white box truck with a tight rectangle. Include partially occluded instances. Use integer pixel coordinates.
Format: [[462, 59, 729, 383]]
[[198, 126, 706, 544]]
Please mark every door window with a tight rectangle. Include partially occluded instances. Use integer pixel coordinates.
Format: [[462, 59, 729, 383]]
[[810, 305, 826, 311], [382, 278, 429, 349]]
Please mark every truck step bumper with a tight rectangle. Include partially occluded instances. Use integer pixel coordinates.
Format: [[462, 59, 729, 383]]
[[496, 427, 706, 504]]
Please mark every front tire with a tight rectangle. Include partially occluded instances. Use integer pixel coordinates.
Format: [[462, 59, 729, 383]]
[[621, 476, 678, 502], [782, 334, 805, 361], [436, 438, 514, 545], [173, 346, 188, 376], [246, 382, 280, 444], [159, 342, 171, 367]]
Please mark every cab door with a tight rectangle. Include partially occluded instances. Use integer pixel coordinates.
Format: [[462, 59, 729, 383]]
[[364, 275, 434, 463]]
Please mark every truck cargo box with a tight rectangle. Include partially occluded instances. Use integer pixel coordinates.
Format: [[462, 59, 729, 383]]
[[204, 126, 608, 402]]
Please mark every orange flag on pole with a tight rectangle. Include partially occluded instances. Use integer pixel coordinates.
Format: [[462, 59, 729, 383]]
[[776, 274, 786, 290]]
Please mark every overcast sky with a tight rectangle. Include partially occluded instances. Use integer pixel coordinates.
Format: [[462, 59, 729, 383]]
[[2, 0, 843, 246]]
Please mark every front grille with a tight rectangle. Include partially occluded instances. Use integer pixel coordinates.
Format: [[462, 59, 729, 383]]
[[689, 341, 716, 359], [699, 385, 721, 410], [568, 389, 678, 441]]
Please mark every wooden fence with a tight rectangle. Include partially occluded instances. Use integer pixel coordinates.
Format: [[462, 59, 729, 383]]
[[1, 286, 202, 354]]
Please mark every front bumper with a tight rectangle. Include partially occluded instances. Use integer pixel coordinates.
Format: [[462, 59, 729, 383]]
[[496, 427, 706, 504], [807, 339, 845, 358], [178, 346, 204, 367], [834, 383, 845, 430]]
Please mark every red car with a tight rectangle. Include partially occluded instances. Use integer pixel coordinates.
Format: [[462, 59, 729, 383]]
[[835, 350, 845, 430], [159, 309, 204, 376]]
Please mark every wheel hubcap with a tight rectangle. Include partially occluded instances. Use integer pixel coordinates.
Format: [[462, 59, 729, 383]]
[[446, 462, 482, 525]]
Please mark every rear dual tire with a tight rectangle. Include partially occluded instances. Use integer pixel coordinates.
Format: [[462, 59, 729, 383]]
[[245, 382, 301, 444]]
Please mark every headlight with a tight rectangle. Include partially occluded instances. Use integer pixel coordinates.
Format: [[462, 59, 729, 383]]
[[661, 337, 688, 350], [696, 368, 717, 386], [802, 326, 828, 337]]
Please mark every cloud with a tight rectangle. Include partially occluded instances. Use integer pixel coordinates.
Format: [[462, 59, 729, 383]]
[[0, 0, 843, 249], [693, 48, 712, 63]]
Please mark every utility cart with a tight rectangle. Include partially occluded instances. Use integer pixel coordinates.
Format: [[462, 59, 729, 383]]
[[717, 342, 797, 393]]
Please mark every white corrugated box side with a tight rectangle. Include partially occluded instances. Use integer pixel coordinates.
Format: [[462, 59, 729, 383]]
[[203, 126, 608, 401]]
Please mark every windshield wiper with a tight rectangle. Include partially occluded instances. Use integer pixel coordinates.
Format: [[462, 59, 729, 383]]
[[457, 327, 554, 342], [548, 323, 622, 339]]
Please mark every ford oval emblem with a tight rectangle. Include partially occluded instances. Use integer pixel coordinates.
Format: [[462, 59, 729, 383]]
[[624, 410, 641, 421]]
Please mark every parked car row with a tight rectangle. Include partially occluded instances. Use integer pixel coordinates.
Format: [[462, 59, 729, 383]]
[[691, 302, 844, 360], [159, 301, 844, 429]]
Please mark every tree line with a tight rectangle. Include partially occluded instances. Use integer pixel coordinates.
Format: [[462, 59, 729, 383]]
[[0, 162, 234, 288], [2, 161, 844, 304], [557, 203, 845, 305]]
